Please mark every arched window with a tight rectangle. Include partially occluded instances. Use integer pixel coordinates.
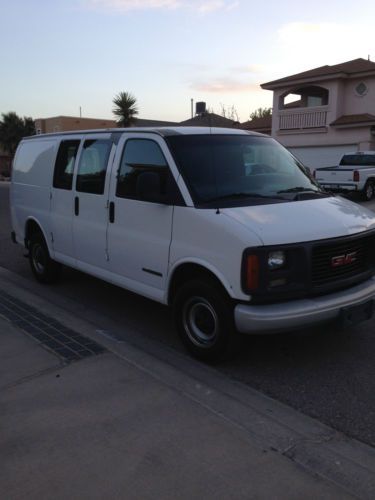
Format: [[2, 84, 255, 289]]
[[279, 86, 329, 110]]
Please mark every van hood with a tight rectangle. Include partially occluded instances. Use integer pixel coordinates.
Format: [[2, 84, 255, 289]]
[[222, 196, 375, 246]]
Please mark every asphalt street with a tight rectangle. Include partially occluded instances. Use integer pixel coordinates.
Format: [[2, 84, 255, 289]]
[[2, 182, 375, 447]]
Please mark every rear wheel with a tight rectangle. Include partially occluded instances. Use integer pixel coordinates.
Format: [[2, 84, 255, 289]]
[[29, 232, 61, 284], [363, 181, 374, 201], [173, 279, 235, 362]]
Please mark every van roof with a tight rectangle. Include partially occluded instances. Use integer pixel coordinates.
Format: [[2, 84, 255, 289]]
[[23, 126, 265, 140]]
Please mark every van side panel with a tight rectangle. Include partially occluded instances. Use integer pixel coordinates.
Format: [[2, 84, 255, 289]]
[[11, 139, 57, 247]]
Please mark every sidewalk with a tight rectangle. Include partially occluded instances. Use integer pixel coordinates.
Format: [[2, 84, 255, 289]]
[[1, 275, 375, 499]]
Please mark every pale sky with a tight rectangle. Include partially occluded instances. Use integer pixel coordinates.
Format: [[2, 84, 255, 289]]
[[2, 0, 375, 123]]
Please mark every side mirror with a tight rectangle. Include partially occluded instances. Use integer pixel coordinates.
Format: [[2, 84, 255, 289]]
[[136, 171, 166, 203]]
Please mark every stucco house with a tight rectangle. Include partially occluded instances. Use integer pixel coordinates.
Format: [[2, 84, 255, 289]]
[[261, 58, 375, 168]]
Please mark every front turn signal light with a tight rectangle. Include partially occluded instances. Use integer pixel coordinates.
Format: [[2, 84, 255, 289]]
[[246, 255, 259, 290]]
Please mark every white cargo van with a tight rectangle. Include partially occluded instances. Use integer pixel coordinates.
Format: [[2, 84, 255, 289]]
[[10, 127, 375, 360]]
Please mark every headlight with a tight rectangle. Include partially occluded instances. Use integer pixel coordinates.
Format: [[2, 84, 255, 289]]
[[268, 250, 286, 270]]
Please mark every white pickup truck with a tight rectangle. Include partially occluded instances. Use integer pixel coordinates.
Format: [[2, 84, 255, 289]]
[[314, 151, 375, 200]]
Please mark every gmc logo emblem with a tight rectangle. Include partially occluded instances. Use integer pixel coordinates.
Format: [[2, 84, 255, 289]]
[[331, 252, 357, 267]]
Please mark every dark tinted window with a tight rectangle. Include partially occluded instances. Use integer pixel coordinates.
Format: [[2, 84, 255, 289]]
[[76, 139, 111, 194], [53, 140, 80, 190], [116, 139, 168, 199], [340, 154, 375, 166], [167, 134, 321, 206]]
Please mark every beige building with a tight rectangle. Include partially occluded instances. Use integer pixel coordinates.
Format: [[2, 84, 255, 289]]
[[34, 115, 180, 134], [35, 115, 117, 134]]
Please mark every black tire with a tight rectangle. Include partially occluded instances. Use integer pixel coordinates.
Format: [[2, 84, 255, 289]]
[[173, 278, 236, 362], [363, 181, 374, 201], [29, 232, 61, 284]]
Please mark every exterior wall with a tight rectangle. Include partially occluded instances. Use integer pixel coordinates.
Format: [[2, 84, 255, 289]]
[[35, 116, 116, 134], [277, 126, 374, 148], [330, 80, 345, 120], [343, 77, 375, 115]]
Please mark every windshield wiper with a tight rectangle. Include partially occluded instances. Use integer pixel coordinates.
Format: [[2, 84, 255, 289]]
[[277, 187, 320, 194], [277, 187, 330, 200], [206, 192, 284, 203]]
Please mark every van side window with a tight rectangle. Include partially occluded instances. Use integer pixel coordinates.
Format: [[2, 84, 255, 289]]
[[116, 139, 168, 199], [76, 139, 111, 195], [53, 140, 80, 190]]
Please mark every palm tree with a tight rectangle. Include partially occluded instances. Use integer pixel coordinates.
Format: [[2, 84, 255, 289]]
[[112, 91, 138, 127], [0, 112, 35, 157]]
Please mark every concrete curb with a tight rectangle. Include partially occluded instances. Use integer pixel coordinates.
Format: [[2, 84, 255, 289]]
[[1, 266, 375, 498]]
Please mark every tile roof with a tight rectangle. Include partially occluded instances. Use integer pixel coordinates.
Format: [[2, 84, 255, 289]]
[[132, 118, 178, 127], [330, 113, 375, 126], [262, 58, 375, 89], [240, 116, 272, 131], [179, 113, 239, 128]]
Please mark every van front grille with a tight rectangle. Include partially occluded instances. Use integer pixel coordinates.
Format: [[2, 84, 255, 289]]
[[312, 234, 375, 287]]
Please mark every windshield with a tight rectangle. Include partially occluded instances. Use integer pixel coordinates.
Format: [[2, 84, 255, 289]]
[[340, 154, 375, 166], [167, 134, 323, 207]]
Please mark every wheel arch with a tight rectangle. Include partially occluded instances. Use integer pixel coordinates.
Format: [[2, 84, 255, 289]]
[[24, 217, 51, 252], [363, 178, 375, 200], [167, 260, 234, 306]]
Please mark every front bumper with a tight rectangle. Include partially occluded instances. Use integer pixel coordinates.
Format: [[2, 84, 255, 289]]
[[234, 276, 375, 334]]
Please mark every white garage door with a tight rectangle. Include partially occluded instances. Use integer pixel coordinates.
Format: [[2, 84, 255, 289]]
[[288, 145, 357, 169]]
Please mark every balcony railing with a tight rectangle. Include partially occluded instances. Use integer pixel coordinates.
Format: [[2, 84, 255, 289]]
[[279, 109, 328, 130]]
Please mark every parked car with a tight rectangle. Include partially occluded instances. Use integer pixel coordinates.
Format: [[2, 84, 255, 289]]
[[314, 151, 375, 200], [10, 127, 375, 360]]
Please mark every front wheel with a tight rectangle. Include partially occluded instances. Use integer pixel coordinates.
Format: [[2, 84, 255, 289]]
[[363, 181, 375, 201], [29, 232, 61, 284], [173, 279, 235, 362]]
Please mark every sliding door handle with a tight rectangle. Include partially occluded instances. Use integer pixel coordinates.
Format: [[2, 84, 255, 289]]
[[74, 196, 79, 216], [109, 201, 115, 223]]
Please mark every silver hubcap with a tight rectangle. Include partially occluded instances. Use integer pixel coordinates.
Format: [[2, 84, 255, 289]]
[[32, 244, 46, 274], [183, 297, 219, 347], [366, 184, 374, 199]]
